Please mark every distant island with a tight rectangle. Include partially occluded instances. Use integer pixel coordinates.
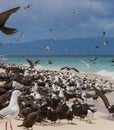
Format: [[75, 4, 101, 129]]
[[0, 37, 114, 56]]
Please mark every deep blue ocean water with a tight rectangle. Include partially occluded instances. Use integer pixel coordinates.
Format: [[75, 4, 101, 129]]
[[1, 55, 114, 79]]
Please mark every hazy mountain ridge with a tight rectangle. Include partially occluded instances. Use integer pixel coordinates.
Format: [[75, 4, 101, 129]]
[[0, 37, 114, 56]]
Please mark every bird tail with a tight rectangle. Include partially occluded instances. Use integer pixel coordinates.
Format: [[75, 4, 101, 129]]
[[17, 124, 23, 127], [1, 27, 17, 35]]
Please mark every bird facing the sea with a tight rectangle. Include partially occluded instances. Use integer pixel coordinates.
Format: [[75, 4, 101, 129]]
[[0, 6, 20, 35], [0, 90, 22, 130]]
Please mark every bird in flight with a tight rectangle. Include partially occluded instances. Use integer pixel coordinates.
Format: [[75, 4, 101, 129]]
[[103, 40, 109, 46], [26, 59, 40, 68], [80, 60, 90, 68], [17, 32, 24, 42], [45, 46, 50, 51], [73, 10, 79, 15], [90, 57, 98, 64], [24, 4, 32, 11], [49, 29, 53, 32], [0, 6, 20, 35], [48, 60, 53, 64], [102, 31, 106, 36]]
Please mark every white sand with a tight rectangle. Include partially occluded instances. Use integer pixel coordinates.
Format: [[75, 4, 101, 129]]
[[0, 92, 114, 130]]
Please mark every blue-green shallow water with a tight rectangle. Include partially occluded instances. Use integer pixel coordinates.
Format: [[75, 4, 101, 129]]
[[1, 56, 114, 77]]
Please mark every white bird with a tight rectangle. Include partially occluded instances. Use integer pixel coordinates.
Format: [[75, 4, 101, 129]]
[[58, 88, 64, 98], [45, 46, 50, 51], [80, 60, 90, 68], [86, 109, 93, 123], [12, 81, 24, 89], [0, 90, 22, 130], [73, 10, 79, 15], [103, 40, 109, 46]]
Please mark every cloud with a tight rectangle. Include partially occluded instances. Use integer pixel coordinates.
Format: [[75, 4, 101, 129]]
[[0, 0, 114, 42]]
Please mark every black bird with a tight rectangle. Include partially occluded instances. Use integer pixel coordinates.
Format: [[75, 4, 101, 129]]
[[102, 31, 106, 36], [18, 112, 38, 129], [24, 4, 32, 11], [95, 45, 99, 48], [49, 29, 53, 32], [48, 60, 53, 64], [0, 6, 20, 35], [93, 87, 114, 116], [90, 57, 97, 64], [26, 59, 40, 68], [47, 108, 58, 123]]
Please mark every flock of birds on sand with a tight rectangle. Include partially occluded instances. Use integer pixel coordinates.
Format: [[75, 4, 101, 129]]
[[0, 62, 114, 130]]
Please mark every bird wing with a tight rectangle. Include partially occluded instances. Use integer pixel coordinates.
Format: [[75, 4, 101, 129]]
[[90, 57, 97, 63], [93, 87, 110, 109], [71, 67, 79, 73], [34, 60, 40, 65], [48, 60, 52, 64], [26, 59, 33, 66], [80, 60, 90, 67], [0, 6, 20, 26], [0, 106, 17, 119]]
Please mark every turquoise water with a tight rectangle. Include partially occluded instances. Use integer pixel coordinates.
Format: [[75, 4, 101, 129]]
[[2, 55, 114, 74]]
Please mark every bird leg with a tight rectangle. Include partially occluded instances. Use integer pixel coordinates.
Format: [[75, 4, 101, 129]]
[[9, 121, 13, 130], [5, 122, 8, 130]]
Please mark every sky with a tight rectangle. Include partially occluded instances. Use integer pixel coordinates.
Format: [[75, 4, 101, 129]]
[[0, 0, 114, 43]]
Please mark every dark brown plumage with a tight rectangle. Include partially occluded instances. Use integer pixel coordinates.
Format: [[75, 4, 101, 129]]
[[26, 59, 40, 68], [18, 112, 38, 129], [0, 7, 20, 35], [93, 87, 114, 114]]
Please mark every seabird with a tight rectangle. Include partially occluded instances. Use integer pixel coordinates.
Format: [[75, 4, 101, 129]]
[[26, 59, 40, 68], [0, 6, 20, 35], [52, 37, 56, 43], [90, 57, 97, 64], [80, 60, 90, 68], [48, 60, 53, 64], [49, 29, 53, 32], [17, 32, 24, 42], [45, 46, 50, 51], [103, 40, 109, 46], [95, 45, 99, 48], [0, 90, 22, 130], [24, 4, 32, 11], [102, 31, 106, 36], [73, 11, 79, 15]]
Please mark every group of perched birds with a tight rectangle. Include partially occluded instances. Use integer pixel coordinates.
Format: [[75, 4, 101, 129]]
[[0, 62, 114, 130]]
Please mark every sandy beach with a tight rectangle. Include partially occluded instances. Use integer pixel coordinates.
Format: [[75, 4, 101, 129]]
[[0, 66, 114, 130], [0, 96, 114, 130]]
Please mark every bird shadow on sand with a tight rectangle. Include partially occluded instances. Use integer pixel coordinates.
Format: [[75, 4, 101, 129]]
[[36, 122, 77, 127]]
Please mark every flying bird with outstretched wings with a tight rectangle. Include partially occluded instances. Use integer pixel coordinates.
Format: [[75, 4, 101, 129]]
[[26, 59, 40, 68], [0, 6, 20, 35], [24, 4, 32, 11], [17, 32, 24, 42]]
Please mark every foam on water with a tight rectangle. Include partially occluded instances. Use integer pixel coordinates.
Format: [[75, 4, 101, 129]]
[[95, 69, 114, 79]]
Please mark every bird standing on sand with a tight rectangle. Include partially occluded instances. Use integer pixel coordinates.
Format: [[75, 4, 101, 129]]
[[0, 90, 22, 130], [0, 7, 20, 35]]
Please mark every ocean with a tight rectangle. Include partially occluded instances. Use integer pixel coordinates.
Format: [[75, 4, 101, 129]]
[[1, 55, 114, 79]]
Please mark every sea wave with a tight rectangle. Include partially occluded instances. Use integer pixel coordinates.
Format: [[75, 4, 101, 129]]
[[95, 69, 114, 79]]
